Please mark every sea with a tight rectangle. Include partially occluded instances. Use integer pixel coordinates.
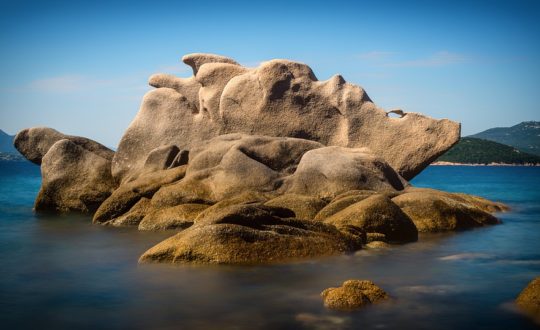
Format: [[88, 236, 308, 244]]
[[0, 161, 539, 330]]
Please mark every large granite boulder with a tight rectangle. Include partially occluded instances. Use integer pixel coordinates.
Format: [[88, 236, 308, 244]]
[[516, 277, 540, 324], [112, 53, 460, 183], [35, 139, 116, 212], [149, 134, 407, 208], [149, 134, 323, 207], [321, 280, 390, 310], [139, 204, 363, 264], [282, 146, 407, 198]]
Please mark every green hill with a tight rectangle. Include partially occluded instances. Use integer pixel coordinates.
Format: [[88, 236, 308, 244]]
[[437, 137, 540, 164], [470, 121, 540, 156]]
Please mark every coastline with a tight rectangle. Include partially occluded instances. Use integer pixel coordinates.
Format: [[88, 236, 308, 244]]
[[432, 161, 540, 166]]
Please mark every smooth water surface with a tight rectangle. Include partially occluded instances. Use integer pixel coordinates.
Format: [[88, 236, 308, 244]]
[[1, 162, 539, 329]]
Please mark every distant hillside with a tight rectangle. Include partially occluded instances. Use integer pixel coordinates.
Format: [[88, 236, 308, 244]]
[[0, 129, 17, 153], [437, 137, 540, 165], [470, 121, 540, 156]]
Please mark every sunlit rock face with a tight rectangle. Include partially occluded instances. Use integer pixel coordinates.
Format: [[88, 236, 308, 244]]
[[112, 53, 460, 183]]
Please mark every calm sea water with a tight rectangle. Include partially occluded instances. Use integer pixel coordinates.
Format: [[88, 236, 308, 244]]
[[1, 162, 539, 330]]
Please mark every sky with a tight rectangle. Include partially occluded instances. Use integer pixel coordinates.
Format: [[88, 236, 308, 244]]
[[0, 0, 539, 147]]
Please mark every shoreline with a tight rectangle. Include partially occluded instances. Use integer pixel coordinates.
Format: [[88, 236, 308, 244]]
[[431, 161, 540, 167]]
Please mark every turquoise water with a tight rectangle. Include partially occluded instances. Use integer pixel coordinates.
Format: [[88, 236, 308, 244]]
[[0, 162, 539, 329]]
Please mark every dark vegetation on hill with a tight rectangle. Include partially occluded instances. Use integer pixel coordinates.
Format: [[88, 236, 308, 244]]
[[438, 137, 540, 164], [470, 121, 540, 156]]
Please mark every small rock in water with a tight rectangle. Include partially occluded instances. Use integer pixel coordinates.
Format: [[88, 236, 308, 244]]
[[321, 279, 390, 310], [516, 276, 540, 324]]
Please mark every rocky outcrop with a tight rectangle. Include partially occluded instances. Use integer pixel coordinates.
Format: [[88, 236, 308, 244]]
[[93, 165, 187, 224], [264, 194, 327, 220], [314, 190, 377, 221], [323, 194, 418, 243], [283, 146, 406, 198], [149, 134, 408, 208], [13, 53, 510, 266], [392, 188, 503, 232], [112, 53, 460, 183], [139, 204, 363, 264], [14, 127, 113, 165], [516, 277, 540, 324], [321, 280, 390, 310], [138, 203, 209, 231], [36, 139, 116, 212], [149, 134, 324, 207]]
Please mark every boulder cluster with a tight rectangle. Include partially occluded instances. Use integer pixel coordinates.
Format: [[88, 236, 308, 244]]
[[14, 53, 507, 265]]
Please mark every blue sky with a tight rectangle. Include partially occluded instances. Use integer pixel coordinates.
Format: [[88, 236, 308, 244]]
[[1, 0, 539, 147]]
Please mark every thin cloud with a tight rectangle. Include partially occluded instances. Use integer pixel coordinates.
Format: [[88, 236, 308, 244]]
[[26, 74, 149, 94], [28, 75, 115, 93], [357, 51, 396, 61], [384, 51, 468, 68]]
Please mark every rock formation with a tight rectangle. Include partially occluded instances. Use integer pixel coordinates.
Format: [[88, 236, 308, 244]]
[[112, 53, 460, 183], [13, 53, 507, 265], [14, 127, 116, 212], [516, 277, 540, 324], [321, 280, 390, 310]]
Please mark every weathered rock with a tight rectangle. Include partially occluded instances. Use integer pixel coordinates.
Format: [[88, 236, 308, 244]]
[[14, 127, 114, 165], [112, 53, 460, 182], [283, 147, 407, 199], [93, 166, 187, 224], [516, 277, 540, 324], [142, 144, 180, 174], [104, 198, 152, 227], [139, 204, 363, 264], [182, 53, 239, 75], [150, 134, 323, 207], [321, 280, 390, 310], [365, 241, 391, 249], [366, 232, 387, 243], [35, 139, 116, 213], [138, 203, 209, 231], [314, 190, 377, 221], [392, 189, 501, 232], [195, 203, 295, 226], [264, 194, 328, 220], [324, 195, 418, 243]]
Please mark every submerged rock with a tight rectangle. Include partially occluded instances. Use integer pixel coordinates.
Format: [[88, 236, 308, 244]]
[[516, 277, 540, 324], [321, 280, 390, 310]]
